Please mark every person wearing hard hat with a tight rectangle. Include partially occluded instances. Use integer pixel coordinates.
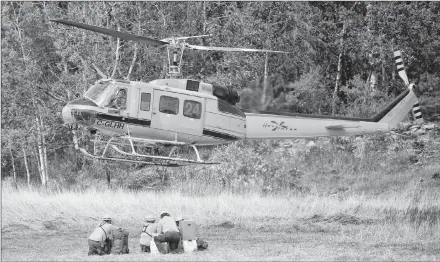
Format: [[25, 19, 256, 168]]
[[154, 211, 181, 254], [87, 215, 118, 256], [140, 215, 160, 252]]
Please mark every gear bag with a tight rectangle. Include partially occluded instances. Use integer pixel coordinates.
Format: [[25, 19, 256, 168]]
[[110, 228, 129, 254], [196, 237, 208, 250]]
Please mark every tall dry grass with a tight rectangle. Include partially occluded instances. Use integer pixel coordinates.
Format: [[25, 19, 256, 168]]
[[2, 175, 439, 244], [3, 133, 439, 249]]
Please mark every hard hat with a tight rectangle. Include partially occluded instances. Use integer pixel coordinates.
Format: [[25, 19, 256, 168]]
[[175, 216, 184, 222], [102, 214, 112, 221], [160, 211, 170, 216], [145, 215, 156, 222]]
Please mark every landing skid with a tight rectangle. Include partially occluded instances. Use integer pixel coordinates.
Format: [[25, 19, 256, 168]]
[[79, 134, 219, 167]]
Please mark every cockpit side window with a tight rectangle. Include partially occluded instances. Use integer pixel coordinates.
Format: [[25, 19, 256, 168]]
[[107, 88, 127, 110]]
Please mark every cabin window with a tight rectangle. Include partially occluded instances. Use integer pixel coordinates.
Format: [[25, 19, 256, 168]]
[[218, 100, 245, 118], [186, 80, 199, 92], [183, 100, 202, 119], [140, 93, 151, 111], [159, 96, 179, 115]]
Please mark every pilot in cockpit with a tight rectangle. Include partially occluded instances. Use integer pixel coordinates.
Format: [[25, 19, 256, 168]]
[[108, 89, 127, 110]]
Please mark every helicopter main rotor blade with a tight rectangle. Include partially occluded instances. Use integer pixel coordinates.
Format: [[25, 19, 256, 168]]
[[185, 44, 289, 54], [50, 19, 169, 47], [161, 34, 212, 42]]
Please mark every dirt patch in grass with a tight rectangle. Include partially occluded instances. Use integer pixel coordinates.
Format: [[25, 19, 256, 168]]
[[42, 220, 67, 230], [211, 221, 235, 229], [2, 223, 33, 233], [306, 214, 377, 225]]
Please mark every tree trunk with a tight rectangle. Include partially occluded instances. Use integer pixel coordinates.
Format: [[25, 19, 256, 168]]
[[110, 21, 121, 79], [126, 42, 138, 80], [36, 117, 47, 186], [331, 22, 346, 115], [22, 146, 31, 188], [33, 146, 42, 182], [202, 1, 206, 34], [106, 164, 111, 188], [126, 19, 139, 80], [369, 71, 377, 93], [40, 116, 49, 186], [261, 52, 270, 110], [9, 147, 17, 186]]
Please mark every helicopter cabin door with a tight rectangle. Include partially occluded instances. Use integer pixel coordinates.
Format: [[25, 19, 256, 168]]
[[151, 90, 204, 141]]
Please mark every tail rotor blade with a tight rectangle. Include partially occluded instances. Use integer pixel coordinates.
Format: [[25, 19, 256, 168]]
[[393, 50, 409, 86], [411, 101, 424, 124]]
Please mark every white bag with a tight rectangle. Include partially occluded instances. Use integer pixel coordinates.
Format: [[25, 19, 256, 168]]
[[150, 239, 159, 254], [139, 233, 150, 246], [183, 239, 197, 253]]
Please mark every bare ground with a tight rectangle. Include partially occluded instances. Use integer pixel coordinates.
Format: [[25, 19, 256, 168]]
[[2, 216, 439, 261]]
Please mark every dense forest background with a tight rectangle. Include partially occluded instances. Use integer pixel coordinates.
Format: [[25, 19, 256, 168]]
[[2, 1, 440, 190]]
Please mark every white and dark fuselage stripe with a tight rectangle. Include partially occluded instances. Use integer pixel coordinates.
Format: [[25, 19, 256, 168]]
[[202, 129, 241, 141], [96, 113, 151, 126]]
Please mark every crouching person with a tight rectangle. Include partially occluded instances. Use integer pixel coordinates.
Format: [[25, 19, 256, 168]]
[[154, 212, 181, 254], [88, 215, 117, 256], [140, 215, 160, 252]]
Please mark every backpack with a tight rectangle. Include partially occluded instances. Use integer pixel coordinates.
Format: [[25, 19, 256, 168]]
[[196, 238, 208, 250], [110, 228, 129, 254]]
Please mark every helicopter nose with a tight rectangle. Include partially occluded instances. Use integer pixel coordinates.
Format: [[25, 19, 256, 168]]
[[62, 105, 74, 124]]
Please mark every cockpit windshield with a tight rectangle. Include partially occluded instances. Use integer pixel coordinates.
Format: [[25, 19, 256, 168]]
[[84, 80, 117, 107]]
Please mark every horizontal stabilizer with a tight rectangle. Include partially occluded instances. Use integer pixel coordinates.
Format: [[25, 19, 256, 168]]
[[325, 124, 361, 130]]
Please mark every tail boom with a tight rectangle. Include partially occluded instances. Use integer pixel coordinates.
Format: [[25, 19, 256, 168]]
[[244, 88, 418, 140], [244, 114, 389, 139]]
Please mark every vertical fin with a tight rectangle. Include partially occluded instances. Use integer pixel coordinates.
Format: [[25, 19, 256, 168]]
[[377, 88, 419, 128], [394, 50, 424, 124]]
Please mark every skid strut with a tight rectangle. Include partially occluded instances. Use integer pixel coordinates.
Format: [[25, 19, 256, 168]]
[[79, 134, 219, 166]]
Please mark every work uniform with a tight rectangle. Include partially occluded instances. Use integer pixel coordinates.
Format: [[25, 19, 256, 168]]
[[154, 216, 181, 254], [88, 222, 117, 255], [140, 221, 160, 252]]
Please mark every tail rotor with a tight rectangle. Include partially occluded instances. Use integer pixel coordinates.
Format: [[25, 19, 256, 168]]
[[393, 50, 424, 124]]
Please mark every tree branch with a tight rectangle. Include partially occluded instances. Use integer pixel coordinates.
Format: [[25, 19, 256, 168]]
[[110, 20, 121, 79]]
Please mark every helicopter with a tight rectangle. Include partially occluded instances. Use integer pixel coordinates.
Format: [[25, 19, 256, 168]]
[[52, 19, 422, 167]]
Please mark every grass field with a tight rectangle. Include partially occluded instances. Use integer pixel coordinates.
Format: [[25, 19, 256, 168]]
[[2, 160, 440, 261]]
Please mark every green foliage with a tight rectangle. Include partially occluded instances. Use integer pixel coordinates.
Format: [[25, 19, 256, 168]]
[[1, 1, 440, 187], [277, 67, 330, 114]]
